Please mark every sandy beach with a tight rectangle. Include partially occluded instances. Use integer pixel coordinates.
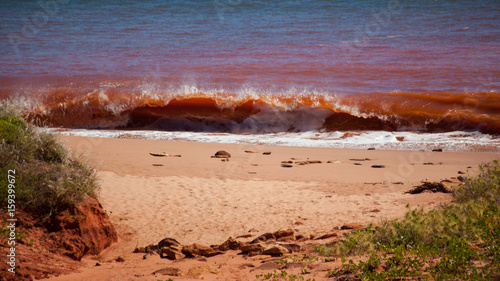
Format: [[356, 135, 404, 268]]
[[43, 135, 498, 280]]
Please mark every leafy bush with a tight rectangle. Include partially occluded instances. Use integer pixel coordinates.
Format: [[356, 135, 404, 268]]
[[320, 159, 500, 280], [0, 102, 99, 220]]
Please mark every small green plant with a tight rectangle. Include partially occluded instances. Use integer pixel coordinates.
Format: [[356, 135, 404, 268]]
[[0, 102, 99, 220], [318, 160, 500, 280]]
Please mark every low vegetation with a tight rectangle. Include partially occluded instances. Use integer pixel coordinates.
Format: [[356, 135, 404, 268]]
[[315, 159, 500, 280], [0, 102, 99, 221]]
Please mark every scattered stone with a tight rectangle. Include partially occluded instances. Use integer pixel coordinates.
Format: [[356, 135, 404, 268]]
[[341, 224, 363, 230], [236, 234, 253, 239], [371, 165, 385, 168], [432, 148, 443, 152], [115, 256, 125, 262], [396, 136, 405, 141], [245, 150, 257, 153], [467, 166, 472, 168], [295, 160, 322, 165], [327, 160, 341, 164], [182, 243, 217, 257], [158, 237, 181, 249], [423, 162, 434, 165], [457, 176, 466, 182], [240, 243, 265, 254], [354, 163, 362, 166], [152, 267, 183, 276], [150, 152, 168, 157], [248, 171, 256, 174], [219, 237, 241, 251], [406, 180, 460, 194], [281, 164, 293, 168], [458, 171, 466, 174], [316, 233, 338, 240], [281, 160, 293, 163], [349, 158, 366, 161], [294, 221, 304, 226], [392, 182, 403, 185], [370, 209, 381, 213], [295, 234, 307, 241], [211, 150, 231, 158], [221, 158, 228, 162], [248, 228, 258, 233], [263, 151, 272, 155], [368, 147, 376, 150], [251, 232, 275, 244], [159, 244, 185, 260], [152, 164, 164, 166], [251, 164, 259, 166], [273, 228, 294, 239], [262, 244, 289, 256], [280, 243, 301, 253], [95, 262, 101, 266], [133, 247, 146, 253]]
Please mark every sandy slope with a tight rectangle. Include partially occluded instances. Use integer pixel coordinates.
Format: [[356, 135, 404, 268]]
[[46, 136, 498, 280]]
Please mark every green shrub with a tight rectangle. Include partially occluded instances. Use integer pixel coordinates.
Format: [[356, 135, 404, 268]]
[[0, 102, 99, 220], [319, 159, 500, 280]]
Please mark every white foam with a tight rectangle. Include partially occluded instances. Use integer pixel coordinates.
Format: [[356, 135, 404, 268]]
[[43, 128, 500, 153]]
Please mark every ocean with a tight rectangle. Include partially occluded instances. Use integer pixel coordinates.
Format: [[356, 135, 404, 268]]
[[0, 0, 499, 151]]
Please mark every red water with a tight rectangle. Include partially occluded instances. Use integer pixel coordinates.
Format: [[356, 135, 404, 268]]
[[3, 83, 497, 134]]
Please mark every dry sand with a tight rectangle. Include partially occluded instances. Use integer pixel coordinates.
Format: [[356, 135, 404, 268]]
[[47, 135, 498, 280]]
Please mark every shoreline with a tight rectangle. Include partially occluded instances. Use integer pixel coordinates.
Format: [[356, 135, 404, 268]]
[[46, 128, 500, 153]]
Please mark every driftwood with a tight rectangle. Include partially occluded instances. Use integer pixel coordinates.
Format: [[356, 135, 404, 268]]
[[406, 180, 457, 194]]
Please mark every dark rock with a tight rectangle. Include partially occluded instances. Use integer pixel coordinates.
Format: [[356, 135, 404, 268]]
[[219, 237, 241, 251], [240, 243, 265, 254], [406, 180, 457, 194], [160, 244, 185, 260], [158, 237, 181, 249], [250, 232, 275, 244], [280, 243, 302, 253], [341, 224, 363, 230], [316, 232, 338, 240], [368, 147, 376, 150], [115, 256, 125, 262], [458, 171, 466, 174], [262, 244, 289, 256], [212, 150, 231, 158], [371, 165, 385, 168], [281, 164, 293, 168], [182, 243, 220, 257], [263, 151, 272, 155], [432, 148, 443, 152], [273, 228, 294, 239]]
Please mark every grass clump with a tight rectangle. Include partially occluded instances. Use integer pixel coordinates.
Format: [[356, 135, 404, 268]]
[[0, 102, 99, 220], [318, 160, 500, 280]]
